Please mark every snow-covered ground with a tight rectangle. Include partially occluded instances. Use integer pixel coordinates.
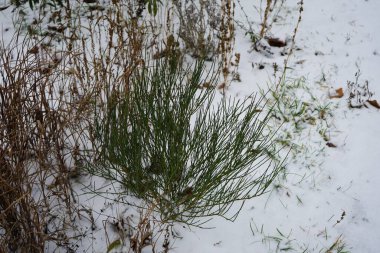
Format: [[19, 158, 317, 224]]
[[1, 0, 379, 252], [179, 1, 380, 252]]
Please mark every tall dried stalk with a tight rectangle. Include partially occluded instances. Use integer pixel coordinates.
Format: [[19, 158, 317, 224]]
[[260, 0, 272, 38], [219, 0, 236, 90], [277, 0, 304, 90]]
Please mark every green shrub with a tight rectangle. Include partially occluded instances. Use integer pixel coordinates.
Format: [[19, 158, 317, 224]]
[[87, 57, 282, 227]]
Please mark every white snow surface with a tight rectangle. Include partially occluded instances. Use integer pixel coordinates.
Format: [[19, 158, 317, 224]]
[[174, 1, 380, 251], [1, 0, 379, 252]]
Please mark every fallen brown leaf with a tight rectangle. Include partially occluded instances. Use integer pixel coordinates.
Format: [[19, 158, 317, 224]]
[[367, 100, 380, 109], [266, 37, 287, 47], [329, 87, 344, 99], [326, 142, 337, 148]]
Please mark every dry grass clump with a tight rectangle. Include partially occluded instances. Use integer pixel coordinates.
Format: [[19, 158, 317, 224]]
[[0, 1, 158, 251], [0, 29, 88, 252]]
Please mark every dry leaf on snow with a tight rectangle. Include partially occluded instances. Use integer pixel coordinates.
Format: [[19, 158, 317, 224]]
[[367, 100, 380, 109], [266, 37, 287, 47], [329, 88, 344, 99], [326, 142, 337, 148]]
